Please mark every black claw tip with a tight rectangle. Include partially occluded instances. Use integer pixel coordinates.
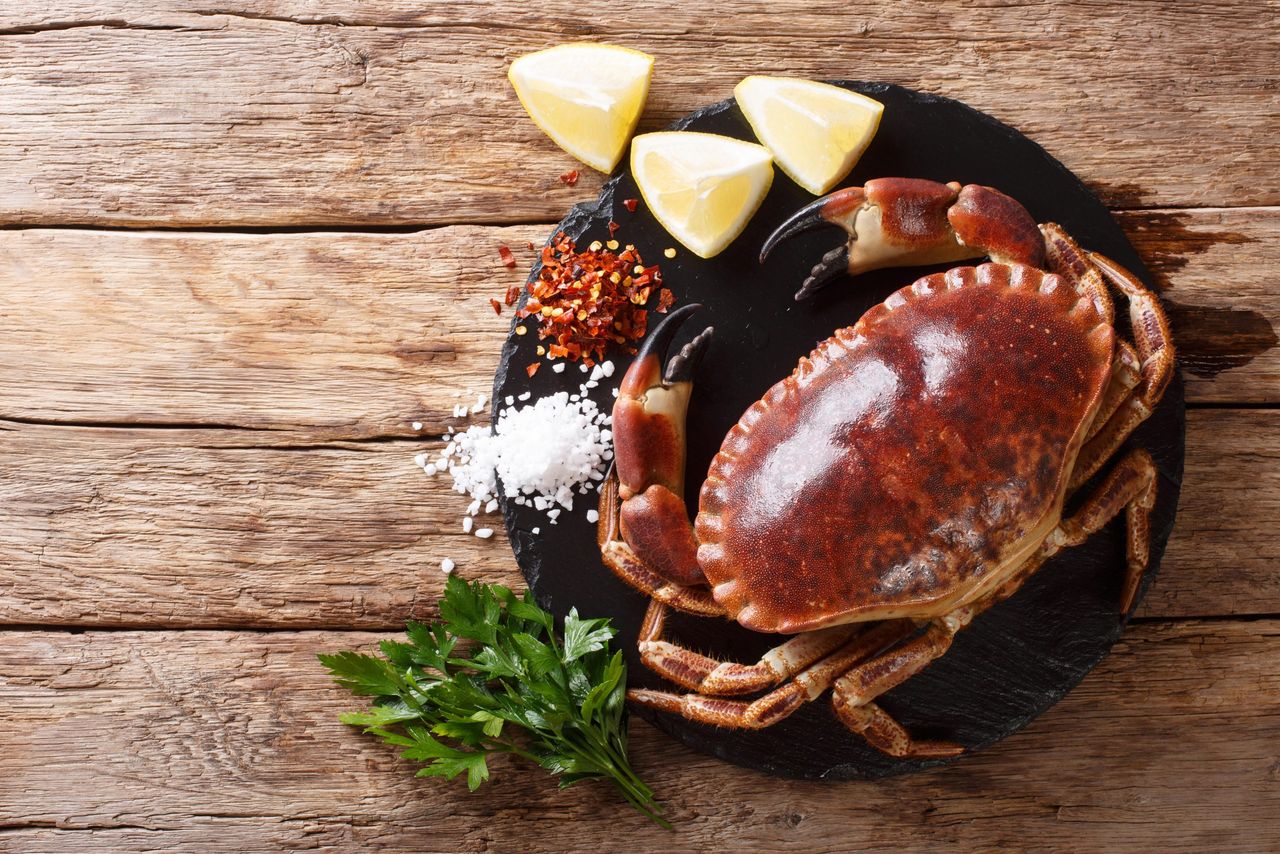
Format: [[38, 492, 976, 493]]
[[664, 325, 714, 383], [760, 196, 837, 264], [794, 245, 850, 301], [635, 303, 703, 367]]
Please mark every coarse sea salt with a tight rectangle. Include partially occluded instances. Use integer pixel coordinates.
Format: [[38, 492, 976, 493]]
[[423, 389, 614, 526]]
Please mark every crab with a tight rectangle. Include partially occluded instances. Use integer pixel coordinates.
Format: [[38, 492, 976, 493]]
[[595, 177, 1175, 758]]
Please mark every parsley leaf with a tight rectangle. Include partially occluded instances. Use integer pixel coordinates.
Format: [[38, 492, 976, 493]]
[[319, 574, 668, 827]]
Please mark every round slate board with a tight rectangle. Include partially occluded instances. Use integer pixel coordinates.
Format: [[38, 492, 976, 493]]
[[493, 82, 1184, 779]]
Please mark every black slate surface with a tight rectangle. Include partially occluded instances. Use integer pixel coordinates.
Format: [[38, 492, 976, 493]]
[[492, 82, 1185, 779]]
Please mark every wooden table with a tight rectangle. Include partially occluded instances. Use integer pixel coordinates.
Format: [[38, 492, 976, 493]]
[[1, 2, 1277, 851]]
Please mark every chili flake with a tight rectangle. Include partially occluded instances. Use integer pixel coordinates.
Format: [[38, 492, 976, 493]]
[[508, 231, 672, 364], [526, 362, 540, 377], [623, 198, 639, 212], [498, 245, 517, 269], [559, 169, 580, 186], [490, 298, 503, 316], [608, 220, 620, 237]]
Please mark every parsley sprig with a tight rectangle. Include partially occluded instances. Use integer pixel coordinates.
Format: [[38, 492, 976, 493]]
[[319, 574, 667, 826]]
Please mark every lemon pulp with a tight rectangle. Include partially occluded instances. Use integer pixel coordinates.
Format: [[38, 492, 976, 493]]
[[734, 76, 883, 195], [508, 43, 654, 173]]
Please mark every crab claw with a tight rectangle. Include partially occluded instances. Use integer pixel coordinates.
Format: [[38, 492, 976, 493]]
[[762, 178, 1047, 300], [615, 303, 712, 501], [609, 304, 712, 588]]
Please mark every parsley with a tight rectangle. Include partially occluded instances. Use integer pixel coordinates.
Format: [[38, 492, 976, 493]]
[[319, 574, 668, 827]]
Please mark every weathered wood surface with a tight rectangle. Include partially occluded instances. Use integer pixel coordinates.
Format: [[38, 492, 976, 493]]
[[0, 1, 1276, 227], [0, 409, 1274, 628], [1, 621, 1277, 852], [2, 1, 1277, 849], [1, 208, 1275, 441]]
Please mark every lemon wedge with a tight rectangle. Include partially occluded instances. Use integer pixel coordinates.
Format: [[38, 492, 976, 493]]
[[630, 132, 774, 259], [734, 76, 883, 195], [508, 43, 654, 173]]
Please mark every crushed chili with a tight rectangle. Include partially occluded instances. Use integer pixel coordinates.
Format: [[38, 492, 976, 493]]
[[511, 231, 675, 373], [622, 198, 639, 212], [489, 298, 503, 316], [559, 169, 580, 186], [498, 245, 517, 269]]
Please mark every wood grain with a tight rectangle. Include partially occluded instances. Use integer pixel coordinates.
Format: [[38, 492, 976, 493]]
[[0, 1, 1276, 227], [0, 409, 1272, 629], [1, 209, 1274, 440], [1, 620, 1276, 851]]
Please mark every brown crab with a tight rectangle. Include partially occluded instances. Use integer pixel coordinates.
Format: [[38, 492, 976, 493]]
[[596, 178, 1175, 758]]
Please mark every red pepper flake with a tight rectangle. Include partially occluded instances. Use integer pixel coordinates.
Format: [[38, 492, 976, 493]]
[[498, 245, 517, 269], [526, 362, 540, 377], [503, 231, 676, 365], [623, 198, 639, 212], [559, 169, 580, 186], [656, 288, 676, 313], [489, 298, 503, 316], [608, 220, 620, 237]]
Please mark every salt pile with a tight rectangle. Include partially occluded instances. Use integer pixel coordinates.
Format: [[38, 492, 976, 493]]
[[416, 376, 615, 532]]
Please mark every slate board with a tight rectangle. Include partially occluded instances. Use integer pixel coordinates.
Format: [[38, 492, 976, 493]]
[[494, 82, 1185, 779]]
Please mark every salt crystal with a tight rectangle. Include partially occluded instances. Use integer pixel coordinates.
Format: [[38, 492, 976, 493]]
[[580, 363, 589, 373], [505, 395, 514, 405], [531, 527, 540, 535], [463, 517, 473, 533], [552, 363, 566, 374], [586, 509, 599, 523], [611, 388, 619, 398], [547, 508, 561, 520], [412, 421, 423, 431], [441, 558, 455, 574], [590, 364, 604, 382], [475, 528, 494, 539], [433, 387, 615, 525], [518, 391, 532, 401], [413, 453, 428, 468], [601, 360, 615, 378]]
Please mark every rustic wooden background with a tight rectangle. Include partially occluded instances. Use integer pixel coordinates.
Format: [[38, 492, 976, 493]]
[[1, 2, 1277, 851]]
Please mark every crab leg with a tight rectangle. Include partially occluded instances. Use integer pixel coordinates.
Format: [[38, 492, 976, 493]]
[[1053, 448, 1158, 613], [831, 552, 1051, 758], [636, 598, 861, 694], [831, 700, 964, 759], [629, 620, 917, 729], [1087, 341, 1141, 443], [1041, 222, 1116, 325], [1069, 253, 1175, 489]]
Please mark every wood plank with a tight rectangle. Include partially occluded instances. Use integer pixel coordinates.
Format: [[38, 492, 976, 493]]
[[0, 620, 1276, 851], [0, 409, 1272, 628], [0, 2, 1275, 226], [1, 209, 1275, 439]]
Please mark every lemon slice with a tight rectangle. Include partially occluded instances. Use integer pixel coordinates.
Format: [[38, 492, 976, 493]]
[[631, 132, 774, 259], [734, 76, 883, 195], [508, 43, 654, 173]]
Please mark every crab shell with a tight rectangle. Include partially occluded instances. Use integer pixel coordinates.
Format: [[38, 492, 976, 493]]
[[694, 262, 1114, 634]]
